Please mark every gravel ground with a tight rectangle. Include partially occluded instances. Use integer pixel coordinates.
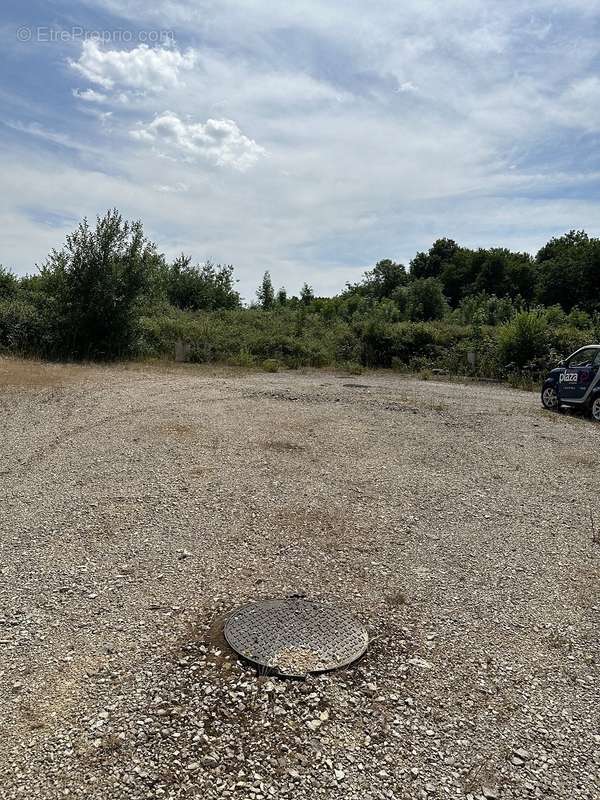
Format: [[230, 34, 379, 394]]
[[0, 360, 598, 800]]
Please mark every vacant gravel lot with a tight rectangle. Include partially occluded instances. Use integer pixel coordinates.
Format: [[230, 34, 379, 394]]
[[0, 359, 598, 800]]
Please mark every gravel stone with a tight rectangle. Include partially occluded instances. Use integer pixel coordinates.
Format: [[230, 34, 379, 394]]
[[0, 362, 598, 799]]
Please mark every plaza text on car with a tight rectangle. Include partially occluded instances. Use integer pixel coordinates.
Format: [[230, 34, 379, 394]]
[[541, 346, 600, 421]]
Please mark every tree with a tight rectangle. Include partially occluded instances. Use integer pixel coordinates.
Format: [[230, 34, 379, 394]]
[[406, 278, 447, 321], [505, 253, 537, 305], [276, 287, 288, 306], [0, 266, 18, 299], [471, 248, 536, 303], [37, 209, 162, 358], [346, 259, 407, 301], [166, 256, 240, 311], [257, 271, 275, 309], [410, 239, 460, 280], [473, 249, 508, 297], [434, 249, 473, 307], [300, 282, 315, 305], [536, 231, 600, 312]]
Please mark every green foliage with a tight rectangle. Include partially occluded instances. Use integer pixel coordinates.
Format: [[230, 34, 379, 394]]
[[408, 241, 537, 308], [450, 292, 522, 326], [0, 298, 47, 352], [546, 325, 593, 360], [536, 230, 600, 312], [257, 271, 275, 309], [300, 283, 315, 305], [347, 259, 408, 300], [343, 362, 364, 375], [35, 209, 162, 358], [3, 210, 600, 381], [410, 238, 460, 280], [166, 256, 240, 311], [276, 287, 288, 306], [228, 349, 255, 368], [406, 278, 447, 321], [0, 266, 18, 299], [498, 311, 549, 368]]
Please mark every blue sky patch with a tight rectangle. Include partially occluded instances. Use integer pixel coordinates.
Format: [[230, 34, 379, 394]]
[[1, 0, 600, 299]]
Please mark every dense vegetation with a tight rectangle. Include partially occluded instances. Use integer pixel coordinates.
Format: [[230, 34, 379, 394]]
[[1, 210, 599, 380]]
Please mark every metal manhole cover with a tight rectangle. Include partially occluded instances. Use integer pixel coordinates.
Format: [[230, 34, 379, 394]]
[[224, 597, 369, 678]]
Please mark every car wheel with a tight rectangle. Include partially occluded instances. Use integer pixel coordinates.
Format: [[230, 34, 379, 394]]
[[541, 385, 559, 411], [591, 396, 600, 422]]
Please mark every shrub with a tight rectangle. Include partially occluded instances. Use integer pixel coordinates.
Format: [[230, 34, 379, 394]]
[[36, 209, 163, 359], [498, 311, 549, 368], [227, 350, 255, 368], [0, 267, 18, 300], [406, 278, 448, 321], [0, 299, 42, 352], [343, 362, 364, 375], [262, 358, 280, 372], [166, 257, 240, 311], [547, 325, 593, 360]]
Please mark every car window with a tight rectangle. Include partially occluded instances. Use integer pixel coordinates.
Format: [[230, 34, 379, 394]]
[[568, 349, 598, 367]]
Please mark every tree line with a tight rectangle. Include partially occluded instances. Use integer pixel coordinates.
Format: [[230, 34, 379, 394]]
[[1, 209, 599, 370]]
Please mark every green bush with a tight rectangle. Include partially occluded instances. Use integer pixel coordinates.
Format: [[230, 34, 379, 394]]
[[547, 325, 593, 359], [0, 299, 42, 352], [498, 311, 549, 368], [227, 350, 255, 368], [262, 358, 280, 372], [34, 210, 163, 359], [165, 257, 240, 311], [0, 267, 18, 300], [343, 361, 364, 375], [405, 278, 447, 321]]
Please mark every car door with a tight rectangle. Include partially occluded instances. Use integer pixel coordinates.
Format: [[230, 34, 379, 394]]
[[558, 347, 600, 403]]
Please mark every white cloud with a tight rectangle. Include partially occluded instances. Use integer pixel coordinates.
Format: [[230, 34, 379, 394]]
[[553, 77, 600, 131], [6, 0, 600, 298], [154, 182, 190, 193], [131, 112, 266, 170], [72, 88, 109, 103], [3, 120, 104, 156], [395, 81, 418, 93], [69, 40, 196, 92]]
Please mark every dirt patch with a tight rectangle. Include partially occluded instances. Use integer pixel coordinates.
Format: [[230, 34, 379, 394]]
[[560, 450, 597, 468], [0, 357, 88, 388], [158, 422, 197, 438]]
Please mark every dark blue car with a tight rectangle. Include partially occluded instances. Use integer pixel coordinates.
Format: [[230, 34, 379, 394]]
[[541, 345, 600, 421]]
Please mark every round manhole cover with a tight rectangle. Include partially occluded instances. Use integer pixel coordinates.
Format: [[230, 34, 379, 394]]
[[224, 597, 369, 678]]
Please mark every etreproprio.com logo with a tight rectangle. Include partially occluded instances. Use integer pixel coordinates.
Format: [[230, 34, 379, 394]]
[[16, 26, 175, 44]]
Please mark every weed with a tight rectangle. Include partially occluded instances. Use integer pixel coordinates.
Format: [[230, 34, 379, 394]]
[[228, 350, 255, 368], [262, 359, 280, 373], [344, 362, 364, 375]]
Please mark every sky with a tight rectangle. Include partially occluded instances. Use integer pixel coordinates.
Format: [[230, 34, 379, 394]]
[[2, 1, 600, 301]]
